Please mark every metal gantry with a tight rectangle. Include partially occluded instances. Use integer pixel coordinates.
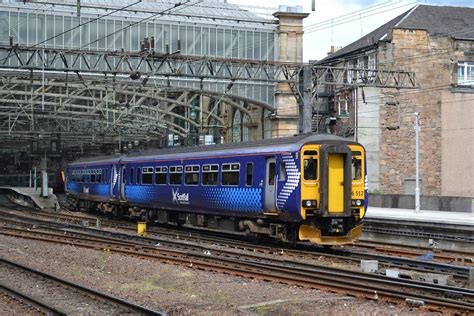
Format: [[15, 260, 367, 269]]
[[0, 44, 417, 150]]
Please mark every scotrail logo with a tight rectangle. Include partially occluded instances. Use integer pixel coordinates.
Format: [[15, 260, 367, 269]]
[[172, 188, 189, 205]]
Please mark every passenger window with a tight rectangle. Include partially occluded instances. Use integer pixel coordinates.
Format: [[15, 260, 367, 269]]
[[246, 163, 253, 186], [142, 167, 153, 185], [185, 165, 199, 185], [136, 167, 141, 184], [279, 162, 286, 181], [222, 163, 239, 186], [155, 166, 167, 185], [202, 164, 218, 186], [352, 158, 362, 180], [97, 172, 102, 183], [170, 166, 183, 185], [304, 158, 317, 180], [268, 162, 275, 186], [91, 173, 96, 183], [130, 168, 134, 184]]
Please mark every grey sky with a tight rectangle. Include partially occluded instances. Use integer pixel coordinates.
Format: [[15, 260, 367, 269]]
[[229, 0, 474, 61]]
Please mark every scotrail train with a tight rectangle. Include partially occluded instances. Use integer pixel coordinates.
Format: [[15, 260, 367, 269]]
[[65, 134, 367, 245]]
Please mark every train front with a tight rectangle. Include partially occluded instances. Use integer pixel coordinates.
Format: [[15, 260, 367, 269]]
[[298, 141, 367, 245]]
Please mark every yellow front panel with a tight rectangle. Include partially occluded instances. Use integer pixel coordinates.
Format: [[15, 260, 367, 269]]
[[328, 153, 344, 213]]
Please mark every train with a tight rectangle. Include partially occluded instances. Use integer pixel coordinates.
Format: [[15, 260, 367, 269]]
[[65, 133, 367, 245]]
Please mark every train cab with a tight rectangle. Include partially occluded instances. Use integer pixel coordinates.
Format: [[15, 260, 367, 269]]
[[298, 142, 366, 245]]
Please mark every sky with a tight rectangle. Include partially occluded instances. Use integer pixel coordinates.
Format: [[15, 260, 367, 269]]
[[228, 0, 474, 61]]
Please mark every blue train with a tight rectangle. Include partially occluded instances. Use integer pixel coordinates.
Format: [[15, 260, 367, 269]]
[[65, 134, 367, 245]]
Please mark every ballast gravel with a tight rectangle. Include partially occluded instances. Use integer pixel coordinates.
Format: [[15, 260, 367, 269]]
[[0, 235, 442, 315]]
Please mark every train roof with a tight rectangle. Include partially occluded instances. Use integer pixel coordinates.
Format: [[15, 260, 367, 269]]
[[68, 133, 361, 166], [68, 154, 123, 166]]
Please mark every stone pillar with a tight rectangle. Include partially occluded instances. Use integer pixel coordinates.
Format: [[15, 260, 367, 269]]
[[272, 10, 309, 138]]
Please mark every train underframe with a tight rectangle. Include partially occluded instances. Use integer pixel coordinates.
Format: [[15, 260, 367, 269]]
[[67, 195, 361, 245]]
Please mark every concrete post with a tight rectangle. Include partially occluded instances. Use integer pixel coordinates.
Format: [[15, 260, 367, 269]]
[[41, 171, 48, 198], [414, 112, 421, 213]]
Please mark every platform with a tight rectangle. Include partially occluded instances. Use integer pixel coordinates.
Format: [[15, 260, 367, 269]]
[[366, 207, 474, 226], [0, 186, 58, 211], [363, 207, 474, 252]]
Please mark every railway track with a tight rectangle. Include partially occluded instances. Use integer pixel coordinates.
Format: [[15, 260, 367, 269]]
[[0, 212, 473, 313], [0, 257, 165, 315], [0, 282, 66, 316], [1, 206, 472, 279]]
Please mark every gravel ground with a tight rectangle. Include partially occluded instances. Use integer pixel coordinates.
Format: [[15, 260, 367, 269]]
[[0, 234, 445, 315]]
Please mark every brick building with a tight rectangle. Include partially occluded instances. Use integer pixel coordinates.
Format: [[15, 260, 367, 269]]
[[317, 5, 473, 200]]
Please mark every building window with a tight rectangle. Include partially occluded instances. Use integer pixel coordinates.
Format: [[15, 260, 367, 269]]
[[368, 54, 376, 78], [242, 114, 250, 141], [458, 61, 474, 85], [232, 110, 242, 142]]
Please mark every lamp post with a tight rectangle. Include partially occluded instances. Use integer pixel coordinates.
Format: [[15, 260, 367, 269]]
[[414, 112, 421, 213]]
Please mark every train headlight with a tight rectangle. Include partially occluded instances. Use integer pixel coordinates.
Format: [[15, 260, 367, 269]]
[[303, 200, 317, 208], [351, 199, 364, 206]]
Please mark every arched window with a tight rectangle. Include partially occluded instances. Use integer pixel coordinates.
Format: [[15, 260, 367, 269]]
[[242, 113, 250, 141], [232, 110, 242, 142]]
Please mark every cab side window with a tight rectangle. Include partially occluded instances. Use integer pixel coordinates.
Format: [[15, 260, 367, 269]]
[[304, 158, 317, 180]]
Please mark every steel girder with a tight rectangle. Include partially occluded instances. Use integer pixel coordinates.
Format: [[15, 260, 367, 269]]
[[0, 45, 418, 148], [0, 46, 417, 89]]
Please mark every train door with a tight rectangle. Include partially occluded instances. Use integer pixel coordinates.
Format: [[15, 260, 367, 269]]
[[327, 154, 344, 213], [265, 157, 277, 213], [120, 165, 126, 201], [110, 164, 119, 198], [319, 145, 352, 216]]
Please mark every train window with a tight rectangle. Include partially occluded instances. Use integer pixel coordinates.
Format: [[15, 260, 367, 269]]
[[155, 167, 167, 185], [268, 162, 275, 186], [169, 166, 183, 185], [304, 158, 318, 180], [91, 173, 96, 183], [136, 167, 141, 184], [279, 162, 286, 181], [352, 158, 362, 180], [304, 150, 318, 156], [130, 168, 134, 184], [202, 164, 218, 186], [96, 173, 102, 183], [142, 167, 153, 185], [246, 163, 253, 186], [222, 163, 239, 186], [185, 165, 200, 185]]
